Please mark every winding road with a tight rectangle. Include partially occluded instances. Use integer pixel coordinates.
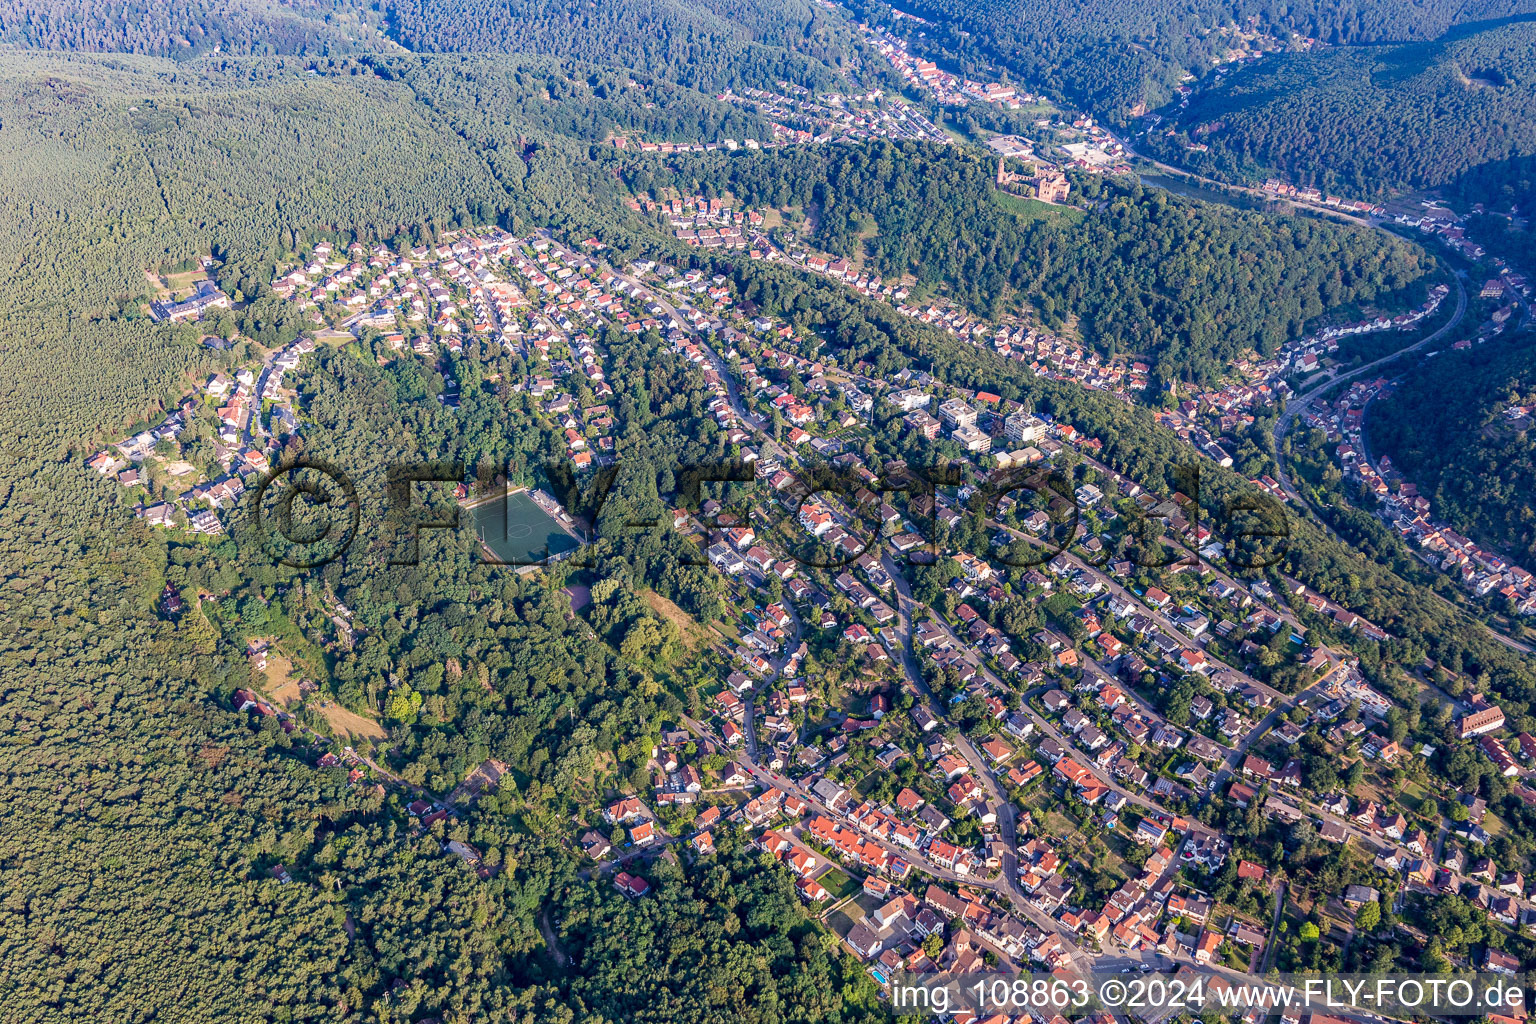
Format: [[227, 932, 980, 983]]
[[1270, 272, 1467, 506], [1268, 274, 1534, 656]]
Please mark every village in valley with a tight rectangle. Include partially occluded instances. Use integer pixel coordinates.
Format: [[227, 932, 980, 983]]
[[21, 0, 1536, 1012], [98, 180, 1536, 1007], [1298, 378, 1536, 617], [640, 182, 1536, 620], [84, 0, 1536, 973]]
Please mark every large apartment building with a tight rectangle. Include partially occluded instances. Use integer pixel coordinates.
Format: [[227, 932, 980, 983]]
[[1005, 410, 1047, 445]]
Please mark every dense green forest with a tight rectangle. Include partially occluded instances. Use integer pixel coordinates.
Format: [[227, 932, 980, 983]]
[[1369, 334, 1536, 568], [846, 0, 1536, 119], [378, 0, 862, 91], [0, 55, 501, 455], [630, 140, 1434, 385], [1446, 154, 1536, 274], [1149, 17, 1536, 198], [1448, 150, 1536, 212], [0, 0, 863, 93], [0, 482, 877, 1024], [368, 53, 775, 145], [0, 0, 385, 55]]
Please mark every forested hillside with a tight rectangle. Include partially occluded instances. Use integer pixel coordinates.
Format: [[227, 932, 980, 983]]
[[1149, 18, 1536, 198], [0, 56, 490, 449], [1239, 0, 1536, 43], [367, 53, 774, 146], [0, 0, 383, 55], [846, 0, 1536, 119], [0, 0, 865, 93], [379, 0, 861, 90], [0, 472, 874, 1024], [632, 141, 1433, 385], [0, 52, 704, 455], [1446, 154, 1536, 276], [1449, 151, 1536, 212], [1369, 337, 1536, 569]]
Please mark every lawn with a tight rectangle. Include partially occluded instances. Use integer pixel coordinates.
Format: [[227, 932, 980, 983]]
[[824, 906, 860, 940], [992, 189, 1086, 226], [313, 327, 355, 347], [315, 700, 387, 741], [260, 650, 303, 704], [1042, 808, 1082, 838], [818, 867, 861, 900], [1394, 779, 1432, 814], [644, 589, 713, 651], [162, 268, 211, 297], [852, 772, 883, 798], [851, 889, 887, 917]]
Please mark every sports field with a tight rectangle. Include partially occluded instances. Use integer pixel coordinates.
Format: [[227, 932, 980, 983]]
[[468, 489, 581, 565]]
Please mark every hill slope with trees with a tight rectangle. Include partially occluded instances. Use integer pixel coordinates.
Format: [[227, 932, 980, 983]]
[[378, 0, 861, 90], [0, 0, 385, 55], [633, 141, 1434, 386], [1369, 335, 1536, 570], [1148, 17, 1536, 198], [845, 0, 1536, 120]]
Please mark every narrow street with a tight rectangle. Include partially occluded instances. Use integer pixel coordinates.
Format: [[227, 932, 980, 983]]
[[1269, 274, 1534, 655], [1271, 271, 1467, 505]]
